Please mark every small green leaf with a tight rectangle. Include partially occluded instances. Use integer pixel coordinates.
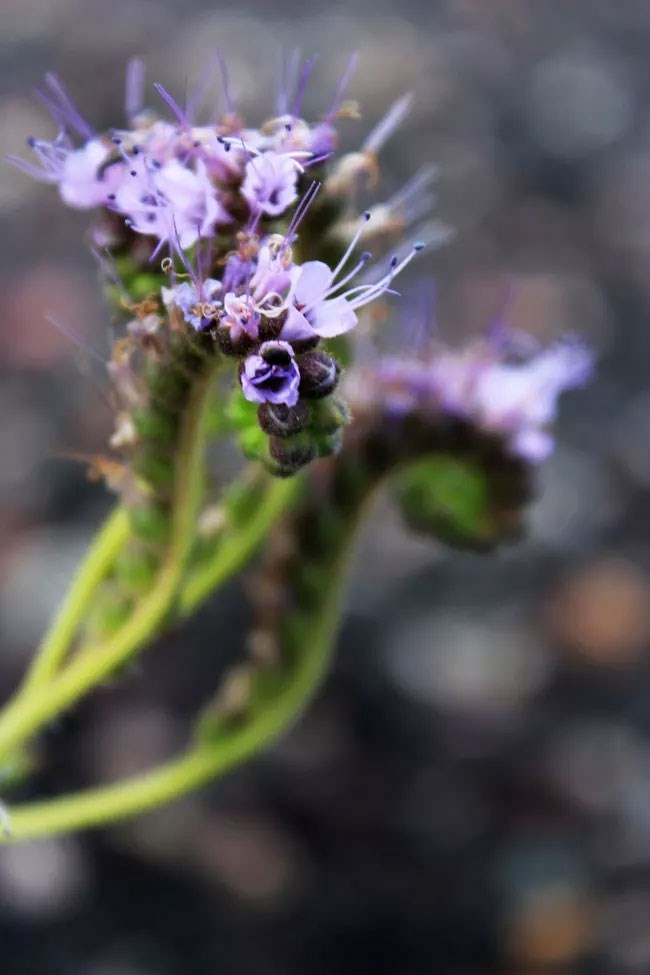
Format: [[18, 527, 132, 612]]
[[394, 454, 503, 549]]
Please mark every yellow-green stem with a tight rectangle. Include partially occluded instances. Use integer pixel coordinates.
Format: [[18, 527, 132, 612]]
[[178, 476, 302, 618], [0, 367, 216, 764], [3, 528, 351, 841], [20, 508, 129, 694]]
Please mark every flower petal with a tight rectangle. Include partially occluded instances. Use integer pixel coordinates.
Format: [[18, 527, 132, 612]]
[[309, 295, 358, 338], [280, 306, 317, 342], [293, 261, 333, 307]]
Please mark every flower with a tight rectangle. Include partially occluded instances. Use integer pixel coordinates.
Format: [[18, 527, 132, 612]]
[[114, 158, 229, 247], [162, 278, 222, 331], [361, 335, 594, 463], [220, 293, 261, 343], [9, 136, 124, 209], [240, 151, 299, 217], [241, 341, 301, 406], [281, 233, 425, 341], [471, 339, 593, 461]]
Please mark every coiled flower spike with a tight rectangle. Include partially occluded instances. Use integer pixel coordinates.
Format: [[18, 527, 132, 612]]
[[0, 52, 594, 845]]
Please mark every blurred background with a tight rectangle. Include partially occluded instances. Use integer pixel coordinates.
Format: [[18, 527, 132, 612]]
[[1, 0, 650, 972]]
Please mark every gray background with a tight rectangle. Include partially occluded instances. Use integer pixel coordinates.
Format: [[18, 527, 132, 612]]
[[1, 2, 649, 973]]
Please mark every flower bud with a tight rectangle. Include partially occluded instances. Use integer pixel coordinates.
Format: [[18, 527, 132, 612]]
[[134, 449, 175, 491], [268, 432, 317, 473], [308, 397, 351, 434], [315, 429, 344, 458], [133, 405, 178, 444], [114, 547, 159, 593], [130, 503, 171, 543], [215, 323, 258, 358], [258, 401, 309, 438], [297, 351, 340, 399]]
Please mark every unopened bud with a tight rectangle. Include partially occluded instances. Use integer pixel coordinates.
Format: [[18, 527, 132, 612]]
[[309, 397, 351, 434], [134, 449, 174, 490], [297, 351, 340, 399], [315, 429, 344, 458], [215, 323, 258, 358], [130, 503, 171, 543], [258, 401, 309, 438], [268, 432, 317, 472]]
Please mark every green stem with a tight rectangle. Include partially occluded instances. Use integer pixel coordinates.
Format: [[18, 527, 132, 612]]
[[0, 367, 216, 764], [2, 527, 351, 841], [178, 475, 302, 619], [19, 508, 130, 694]]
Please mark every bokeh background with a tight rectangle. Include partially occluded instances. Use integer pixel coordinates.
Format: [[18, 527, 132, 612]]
[[1, 1, 650, 972]]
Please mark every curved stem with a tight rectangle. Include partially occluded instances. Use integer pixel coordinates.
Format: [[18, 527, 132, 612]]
[[0, 367, 216, 764], [178, 475, 302, 619], [19, 508, 130, 695], [2, 530, 350, 841]]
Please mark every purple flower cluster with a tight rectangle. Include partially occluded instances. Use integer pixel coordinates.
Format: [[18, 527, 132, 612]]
[[351, 334, 593, 463], [9, 58, 405, 250], [161, 211, 424, 406], [12, 59, 438, 411]]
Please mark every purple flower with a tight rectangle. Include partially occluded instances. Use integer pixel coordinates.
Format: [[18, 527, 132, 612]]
[[114, 158, 229, 246], [9, 136, 124, 209], [281, 231, 425, 342], [241, 341, 300, 406], [250, 236, 294, 303], [283, 260, 358, 340], [471, 339, 593, 461], [241, 151, 299, 217], [162, 278, 222, 330], [355, 336, 594, 464], [220, 293, 261, 343]]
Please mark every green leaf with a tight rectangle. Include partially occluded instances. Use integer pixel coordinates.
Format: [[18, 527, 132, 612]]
[[394, 453, 506, 550]]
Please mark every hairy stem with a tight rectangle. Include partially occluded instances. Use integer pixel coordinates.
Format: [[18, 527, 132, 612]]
[[178, 474, 302, 618], [1, 402, 530, 840], [19, 508, 130, 695], [0, 366, 217, 763], [2, 509, 352, 841]]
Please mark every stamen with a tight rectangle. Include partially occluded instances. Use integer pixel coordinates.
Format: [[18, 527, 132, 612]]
[[348, 242, 424, 310], [125, 57, 145, 121], [91, 247, 131, 305], [302, 151, 333, 169], [291, 54, 318, 117], [321, 251, 372, 298], [325, 53, 359, 123], [277, 48, 302, 116], [330, 210, 371, 281], [215, 49, 234, 116], [284, 180, 320, 243], [253, 291, 288, 318], [153, 82, 190, 129], [363, 92, 413, 154], [46, 315, 107, 366], [185, 56, 218, 124], [39, 74, 94, 139]]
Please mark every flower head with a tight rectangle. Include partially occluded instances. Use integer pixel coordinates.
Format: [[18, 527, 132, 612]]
[[362, 332, 593, 463], [12, 57, 443, 480]]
